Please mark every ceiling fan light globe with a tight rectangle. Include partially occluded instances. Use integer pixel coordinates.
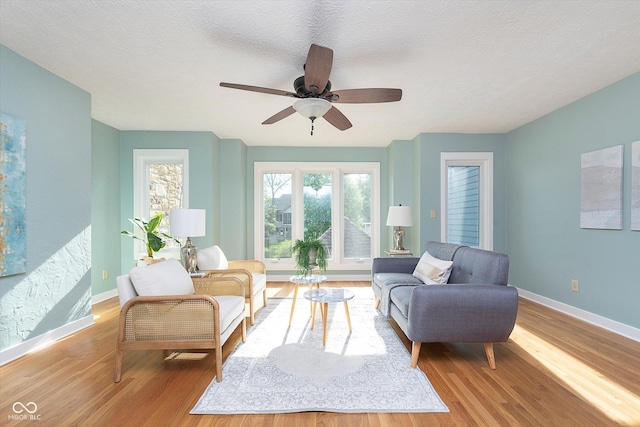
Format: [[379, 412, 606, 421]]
[[293, 98, 332, 119]]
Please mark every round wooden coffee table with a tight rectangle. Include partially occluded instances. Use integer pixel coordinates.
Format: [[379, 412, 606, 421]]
[[288, 275, 327, 326], [303, 287, 355, 346]]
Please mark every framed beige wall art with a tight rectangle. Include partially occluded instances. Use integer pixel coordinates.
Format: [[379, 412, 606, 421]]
[[580, 145, 623, 230], [632, 141, 640, 231]]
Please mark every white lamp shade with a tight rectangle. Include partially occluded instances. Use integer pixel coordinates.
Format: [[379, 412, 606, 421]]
[[293, 98, 332, 119], [170, 208, 206, 237], [386, 205, 413, 227]]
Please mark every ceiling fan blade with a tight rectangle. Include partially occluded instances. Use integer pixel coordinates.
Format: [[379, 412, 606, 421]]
[[328, 88, 402, 103], [262, 106, 296, 125], [304, 44, 333, 94], [323, 106, 352, 131], [220, 82, 297, 98]]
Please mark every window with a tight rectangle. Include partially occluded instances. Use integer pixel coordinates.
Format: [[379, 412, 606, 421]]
[[440, 153, 493, 250], [133, 149, 189, 255], [255, 162, 380, 270]]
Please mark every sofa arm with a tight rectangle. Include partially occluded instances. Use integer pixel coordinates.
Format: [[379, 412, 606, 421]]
[[407, 284, 518, 343], [371, 257, 420, 276]]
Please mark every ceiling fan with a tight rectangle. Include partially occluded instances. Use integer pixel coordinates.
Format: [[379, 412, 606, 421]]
[[220, 44, 402, 135]]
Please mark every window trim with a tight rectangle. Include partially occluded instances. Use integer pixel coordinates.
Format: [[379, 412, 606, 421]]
[[254, 162, 380, 271], [440, 152, 493, 250]]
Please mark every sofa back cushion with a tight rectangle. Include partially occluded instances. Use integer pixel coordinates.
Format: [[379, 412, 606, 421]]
[[449, 246, 509, 285]]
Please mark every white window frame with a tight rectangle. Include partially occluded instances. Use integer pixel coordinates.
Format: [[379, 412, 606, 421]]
[[254, 162, 380, 271], [133, 149, 189, 257], [440, 152, 493, 250]]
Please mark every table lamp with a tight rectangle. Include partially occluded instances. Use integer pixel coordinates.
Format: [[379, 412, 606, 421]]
[[386, 205, 413, 251], [170, 208, 206, 273]]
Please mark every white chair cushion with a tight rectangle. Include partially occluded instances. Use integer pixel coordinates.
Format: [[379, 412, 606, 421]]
[[198, 245, 229, 270], [412, 251, 454, 284], [129, 258, 195, 296], [215, 295, 245, 331], [252, 273, 267, 295], [116, 274, 138, 307]]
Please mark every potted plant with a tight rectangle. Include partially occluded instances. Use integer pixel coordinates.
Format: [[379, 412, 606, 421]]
[[121, 212, 179, 261], [291, 237, 328, 277]]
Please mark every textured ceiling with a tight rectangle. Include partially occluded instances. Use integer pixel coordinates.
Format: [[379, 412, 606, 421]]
[[1, 0, 639, 147]]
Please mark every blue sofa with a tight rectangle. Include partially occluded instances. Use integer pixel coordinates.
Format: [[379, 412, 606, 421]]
[[372, 241, 518, 369]]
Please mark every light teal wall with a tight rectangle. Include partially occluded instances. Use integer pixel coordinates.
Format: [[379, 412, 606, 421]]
[[91, 120, 121, 295], [119, 131, 219, 272], [219, 139, 247, 260], [506, 72, 640, 328], [0, 45, 92, 351], [416, 133, 507, 253], [387, 140, 415, 253]]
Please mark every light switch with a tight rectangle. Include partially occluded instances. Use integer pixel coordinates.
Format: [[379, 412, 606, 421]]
[[430, 210, 437, 218]]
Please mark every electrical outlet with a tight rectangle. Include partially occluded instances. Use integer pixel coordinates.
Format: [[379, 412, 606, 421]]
[[571, 279, 579, 292], [430, 210, 437, 218], [102, 269, 109, 280]]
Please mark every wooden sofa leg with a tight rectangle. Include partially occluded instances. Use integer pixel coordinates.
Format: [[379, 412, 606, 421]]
[[484, 342, 496, 369], [411, 341, 421, 368], [374, 297, 381, 309]]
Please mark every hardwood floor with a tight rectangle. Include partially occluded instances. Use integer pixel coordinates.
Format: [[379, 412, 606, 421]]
[[1, 281, 639, 426]]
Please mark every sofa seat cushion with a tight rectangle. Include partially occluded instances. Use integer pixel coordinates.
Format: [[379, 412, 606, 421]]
[[389, 285, 418, 318]]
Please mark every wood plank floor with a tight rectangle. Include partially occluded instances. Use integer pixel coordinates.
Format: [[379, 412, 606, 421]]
[[1, 281, 639, 426]]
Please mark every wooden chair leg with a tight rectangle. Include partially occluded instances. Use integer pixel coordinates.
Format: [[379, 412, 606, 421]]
[[484, 342, 496, 369], [241, 318, 247, 343], [411, 341, 421, 368], [249, 299, 255, 326], [263, 289, 268, 307], [114, 348, 123, 383], [215, 345, 223, 382]]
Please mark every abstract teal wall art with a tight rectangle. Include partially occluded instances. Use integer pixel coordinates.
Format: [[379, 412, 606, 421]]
[[0, 112, 26, 277]]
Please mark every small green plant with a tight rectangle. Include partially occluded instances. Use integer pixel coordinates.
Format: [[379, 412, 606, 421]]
[[121, 212, 179, 258], [291, 237, 328, 276]]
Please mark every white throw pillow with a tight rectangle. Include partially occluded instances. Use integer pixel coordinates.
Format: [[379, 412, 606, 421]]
[[197, 245, 229, 270], [129, 258, 195, 296], [412, 251, 454, 284]]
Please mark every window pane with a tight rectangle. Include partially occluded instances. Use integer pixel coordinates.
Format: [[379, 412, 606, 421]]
[[148, 163, 183, 247], [303, 173, 332, 256], [343, 173, 372, 258], [447, 166, 479, 246], [263, 173, 292, 258]]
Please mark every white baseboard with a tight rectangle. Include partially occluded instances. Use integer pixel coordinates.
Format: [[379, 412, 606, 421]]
[[0, 315, 95, 366], [92, 288, 118, 305], [517, 288, 639, 342]]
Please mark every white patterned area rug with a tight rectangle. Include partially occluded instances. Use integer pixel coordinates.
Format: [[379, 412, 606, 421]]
[[191, 288, 449, 414]]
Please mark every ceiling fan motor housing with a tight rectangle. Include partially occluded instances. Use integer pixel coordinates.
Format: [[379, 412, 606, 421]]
[[294, 75, 331, 98]]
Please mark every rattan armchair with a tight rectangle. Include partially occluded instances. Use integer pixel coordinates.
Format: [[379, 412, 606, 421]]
[[198, 258, 268, 326], [114, 273, 247, 383]]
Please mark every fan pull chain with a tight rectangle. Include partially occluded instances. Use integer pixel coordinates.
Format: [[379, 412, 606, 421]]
[[310, 117, 316, 136]]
